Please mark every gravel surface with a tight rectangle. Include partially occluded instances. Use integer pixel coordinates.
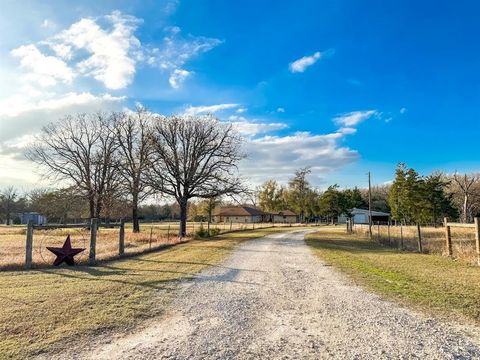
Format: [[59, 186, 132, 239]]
[[81, 230, 480, 359]]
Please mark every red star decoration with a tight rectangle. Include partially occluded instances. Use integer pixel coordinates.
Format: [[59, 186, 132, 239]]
[[46, 235, 85, 266]]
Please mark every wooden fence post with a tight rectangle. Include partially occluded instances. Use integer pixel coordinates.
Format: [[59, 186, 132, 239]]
[[399, 222, 404, 250], [25, 220, 34, 269], [475, 217, 480, 265], [149, 226, 153, 250], [167, 225, 170, 242], [444, 217, 452, 257], [119, 219, 125, 256], [387, 221, 391, 245], [377, 222, 380, 241], [230, 220, 232, 231], [416, 223, 423, 253], [89, 218, 98, 265]]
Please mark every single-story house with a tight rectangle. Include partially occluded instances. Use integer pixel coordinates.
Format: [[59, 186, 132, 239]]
[[338, 208, 390, 225], [213, 206, 265, 223], [270, 210, 298, 224], [21, 212, 47, 225]]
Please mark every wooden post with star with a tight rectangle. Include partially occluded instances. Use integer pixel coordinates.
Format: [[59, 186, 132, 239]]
[[89, 218, 98, 265], [119, 219, 125, 256], [25, 220, 34, 269]]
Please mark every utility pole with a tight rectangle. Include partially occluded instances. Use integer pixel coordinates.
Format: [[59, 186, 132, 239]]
[[368, 171, 373, 239]]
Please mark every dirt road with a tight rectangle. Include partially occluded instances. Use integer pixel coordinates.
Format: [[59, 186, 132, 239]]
[[84, 230, 480, 359]]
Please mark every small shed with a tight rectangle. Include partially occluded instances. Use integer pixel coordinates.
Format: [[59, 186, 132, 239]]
[[21, 212, 47, 225], [338, 208, 390, 225]]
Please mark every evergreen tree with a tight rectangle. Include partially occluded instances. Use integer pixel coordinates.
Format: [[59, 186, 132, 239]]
[[420, 174, 457, 224], [318, 185, 349, 223], [343, 187, 367, 210], [388, 163, 408, 223]]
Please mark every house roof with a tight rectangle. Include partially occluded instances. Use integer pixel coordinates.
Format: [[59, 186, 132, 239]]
[[351, 208, 390, 216], [215, 206, 265, 216], [271, 210, 297, 216]]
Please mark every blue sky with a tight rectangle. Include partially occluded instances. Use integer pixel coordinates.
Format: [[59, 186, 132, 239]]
[[1, 0, 480, 190]]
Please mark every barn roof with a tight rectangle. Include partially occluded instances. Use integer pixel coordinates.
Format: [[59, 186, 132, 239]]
[[271, 210, 297, 216], [215, 206, 265, 216], [351, 208, 390, 216]]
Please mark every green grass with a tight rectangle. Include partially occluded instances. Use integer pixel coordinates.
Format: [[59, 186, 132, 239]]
[[306, 227, 480, 324], [0, 227, 295, 360]]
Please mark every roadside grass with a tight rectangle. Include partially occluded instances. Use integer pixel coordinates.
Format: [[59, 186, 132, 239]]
[[306, 227, 480, 324], [0, 226, 297, 360]]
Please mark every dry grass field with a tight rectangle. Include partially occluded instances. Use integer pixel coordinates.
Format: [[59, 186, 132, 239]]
[[0, 227, 303, 359], [0, 222, 296, 270], [354, 223, 478, 264]]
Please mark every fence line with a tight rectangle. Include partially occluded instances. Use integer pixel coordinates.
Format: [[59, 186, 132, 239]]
[[6, 220, 308, 270], [351, 217, 480, 265]]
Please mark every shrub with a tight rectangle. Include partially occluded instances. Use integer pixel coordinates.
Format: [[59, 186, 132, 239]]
[[210, 228, 221, 236], [195, 224, 209, 238]]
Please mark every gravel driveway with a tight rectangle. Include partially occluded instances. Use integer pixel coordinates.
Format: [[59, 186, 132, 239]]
[[87, 230, 480, 359]]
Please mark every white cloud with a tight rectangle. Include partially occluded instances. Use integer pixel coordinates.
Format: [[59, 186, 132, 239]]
[[230, 120, 288, 136], [333, 110, 378, 127], [289, 51, 321, 73], [146, 27, 221, 88], [276, 107, 285, 113], [0, 89, 125, 188], [0, 92, 124, 143], [184, 103, 239, 115], [400, 107, 407, 114], [46, 11, 141, 90], [241, 129, 358, 186], [169, 69, 191, 89], [13, 12, 219, 91], [11, 44, 74, 87], [338, 127, 357, 135], [236, 107, 247, 113]]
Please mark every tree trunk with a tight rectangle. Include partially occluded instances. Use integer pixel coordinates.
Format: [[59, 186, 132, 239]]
[[89, 197, 95, 221], [132, 195, 140, 233], [179, 198, 188, 238]]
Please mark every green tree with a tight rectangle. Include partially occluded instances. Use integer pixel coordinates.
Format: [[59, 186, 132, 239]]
[[286, 167, 312, 222], [420, 174, 457, 224], [258, 180, 285, 212], [388, 163, 409, 223], [343, 187, 367, 210], [318, 185, 349, 223], [389, 164, 455, 225]]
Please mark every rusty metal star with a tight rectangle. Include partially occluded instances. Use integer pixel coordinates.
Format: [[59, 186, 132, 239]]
[[46, 235, 85, 266]]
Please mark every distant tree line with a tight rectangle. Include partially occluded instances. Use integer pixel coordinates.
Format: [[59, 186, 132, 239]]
[[249, 163, 480, 225], [253, 168, 368, 223]]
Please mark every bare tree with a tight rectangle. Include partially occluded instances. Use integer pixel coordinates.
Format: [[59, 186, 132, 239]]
[[0, 187, 18, 225], [114, 108, 154, 232], [452, 172, 480, 223], [147, 115, 245, 237], [27, 113, 120, 220]]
